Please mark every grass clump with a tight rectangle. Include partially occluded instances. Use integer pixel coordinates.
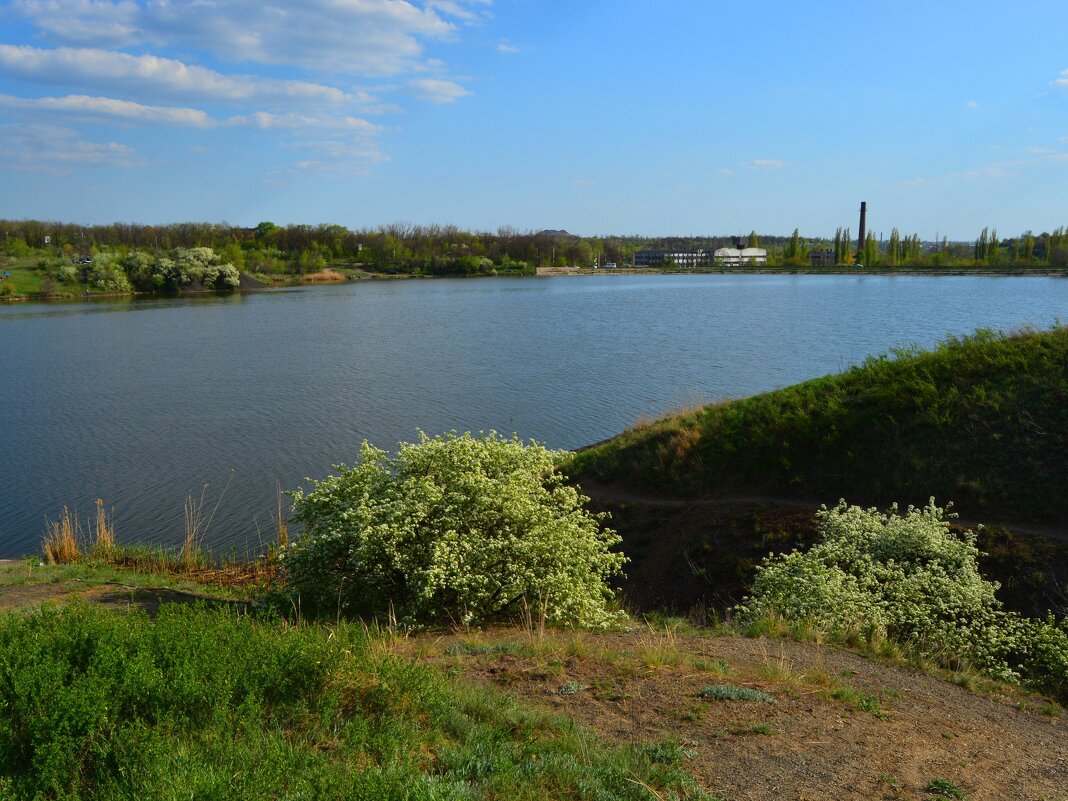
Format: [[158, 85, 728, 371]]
[[0, 602, 711, 800], [698, 685, 776, 703]]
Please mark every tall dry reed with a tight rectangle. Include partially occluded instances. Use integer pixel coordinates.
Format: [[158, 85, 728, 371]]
[[91, 498, 116, 556], [43, 506, 81, 564]]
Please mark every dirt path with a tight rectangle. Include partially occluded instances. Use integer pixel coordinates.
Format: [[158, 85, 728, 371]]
[[576, 479, 1068, 544], [411, 628, 1068, 801]]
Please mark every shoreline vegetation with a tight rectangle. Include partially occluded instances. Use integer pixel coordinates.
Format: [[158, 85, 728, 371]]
[[3, 327, 1067, 797], [3, 218, 1068, 301]]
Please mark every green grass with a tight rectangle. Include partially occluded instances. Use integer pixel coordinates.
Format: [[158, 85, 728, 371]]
[[0, 602, 714, 800], [564, 325, 1068, 522]]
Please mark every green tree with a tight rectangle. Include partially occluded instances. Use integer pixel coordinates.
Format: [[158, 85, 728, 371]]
[[283, 432, 627, 627], [747, 230, 761, 248], [887, 228, 901, 265], [863, 231, 878, 266], [785, 228, 800, 262]]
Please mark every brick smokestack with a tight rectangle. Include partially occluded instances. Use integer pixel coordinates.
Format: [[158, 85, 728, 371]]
[[857, 201, 867, 258]]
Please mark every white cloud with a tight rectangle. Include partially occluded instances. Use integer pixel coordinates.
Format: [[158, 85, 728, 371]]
[[409, 78, 471, 103], [0, 45, 366, 106], [0, 122, 142, 172], [1052, 69, 1068, 88], [716, 167, 735, 176], [224, 112, 383, 133], [0, 92, 213, 126], [1045, 153, 1068, 163], [0, 92, 384, 135], [743, 159, 789, 170], [9, 0, 489, 76], [964, 99, 979, 108], [497, 41, 520, 54], [903, 163, 1020, 186]]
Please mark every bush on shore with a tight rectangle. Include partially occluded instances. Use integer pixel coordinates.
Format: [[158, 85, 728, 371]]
[[281, 432, 627, 628], [736, 501, 1068, 700]]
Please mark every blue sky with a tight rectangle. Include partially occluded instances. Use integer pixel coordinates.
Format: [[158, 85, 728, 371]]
[[0, 0, 1066, 239]]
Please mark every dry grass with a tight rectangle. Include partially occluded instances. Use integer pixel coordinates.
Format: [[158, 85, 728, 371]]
[[301, 269, 346, 283], [43, 507, 81, 564], [91, 499, 116, 557], [182, 492, 205, 571], [274, 482, 289, 550]]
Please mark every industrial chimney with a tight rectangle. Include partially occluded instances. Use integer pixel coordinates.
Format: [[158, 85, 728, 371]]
[[857, 201, 867, 260]]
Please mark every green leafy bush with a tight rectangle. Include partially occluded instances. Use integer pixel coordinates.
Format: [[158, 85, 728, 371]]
[[737, 501, 1068, 699], [282, 432, 627, 628]]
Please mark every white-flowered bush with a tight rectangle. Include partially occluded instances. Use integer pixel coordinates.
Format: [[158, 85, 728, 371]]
[[282, 432, 627, 628], [738, 500, 1068, 699]]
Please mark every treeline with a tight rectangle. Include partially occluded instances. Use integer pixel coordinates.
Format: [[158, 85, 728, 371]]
[[3, 218, 1067, 273]]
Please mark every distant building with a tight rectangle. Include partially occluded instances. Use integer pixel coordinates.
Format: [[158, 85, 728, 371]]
[[633, 249, 710, 268], [809, 250, 835, 267], [740, 247, 767, 265], [713, 247, 767, 266]]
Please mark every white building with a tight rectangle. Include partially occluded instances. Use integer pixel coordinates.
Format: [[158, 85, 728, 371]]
[[713, 247, 767, 266]]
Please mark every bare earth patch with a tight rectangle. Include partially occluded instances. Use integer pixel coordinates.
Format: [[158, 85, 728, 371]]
[[406, 628, 1068, 801]]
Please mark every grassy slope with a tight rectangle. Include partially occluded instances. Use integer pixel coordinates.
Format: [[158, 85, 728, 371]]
[[564, 326, 1068, 524], [0, 600, 710, 801]]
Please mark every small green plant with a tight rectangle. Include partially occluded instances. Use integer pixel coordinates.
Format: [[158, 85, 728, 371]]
[[558, 681, 587, 695], [925, 777, 967, 799], [698, 684, 776, 703], [827, 688, 890, 719]]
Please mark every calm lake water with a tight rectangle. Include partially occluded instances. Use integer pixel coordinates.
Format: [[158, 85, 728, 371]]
[[2, 273, 1067, 558]]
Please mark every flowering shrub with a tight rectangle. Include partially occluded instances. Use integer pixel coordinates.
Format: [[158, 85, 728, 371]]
[[738, 500, 1068, 699], [282, 432, 627, 628]]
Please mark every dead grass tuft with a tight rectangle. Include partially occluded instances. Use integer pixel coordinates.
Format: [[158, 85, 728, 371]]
[[43, 507, 81, 564], [91, 499, 116, 557]]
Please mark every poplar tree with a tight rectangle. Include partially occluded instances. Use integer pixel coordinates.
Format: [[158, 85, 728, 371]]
[[863, 231, 878, 266], [888, 228, 901, 265]]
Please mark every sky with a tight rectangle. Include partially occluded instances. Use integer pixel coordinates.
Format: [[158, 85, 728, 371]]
[[0, 0, 1066, 239]]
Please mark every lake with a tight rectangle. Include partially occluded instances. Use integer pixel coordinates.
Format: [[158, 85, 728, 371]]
[[2, 273, 1066, 558]]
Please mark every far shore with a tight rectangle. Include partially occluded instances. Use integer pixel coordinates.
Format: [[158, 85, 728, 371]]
[[4, 263, 1067, 303]]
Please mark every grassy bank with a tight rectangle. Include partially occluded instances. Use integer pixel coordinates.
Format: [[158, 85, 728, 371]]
[[565, 325, 1068, 524], [0, 601, 710, 801]]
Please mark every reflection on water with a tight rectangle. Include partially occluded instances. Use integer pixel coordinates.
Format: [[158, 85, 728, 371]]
[[1, 274, 1066, 557]]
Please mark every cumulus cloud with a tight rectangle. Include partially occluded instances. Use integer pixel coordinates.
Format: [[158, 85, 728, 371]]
[[0, 45, 367, 105], [497, 41, 520, 54], [8, 0, 484, 75], [2, 0, 489, 175], [1053, 69, 1068, 88], [0, 122, 142, 172], [0, 92, 384, 134], [409, 77, 471, 103], [964, 99, 979, 108], [224, 112, 383, 133], [744, 159, 790, 170], [0, 92, 213, 126]]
